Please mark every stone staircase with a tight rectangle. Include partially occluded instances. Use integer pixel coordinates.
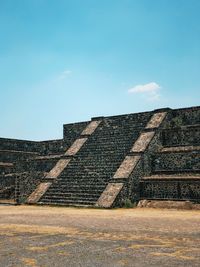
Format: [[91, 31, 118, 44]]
[[1, 106, 199, 207], [140, 107, 200, 202], [38, 112, 152, 206], [0, 121, 90, 203]]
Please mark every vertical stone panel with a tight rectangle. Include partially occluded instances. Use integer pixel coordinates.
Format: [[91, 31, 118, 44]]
[[96, 183, 124, 208], [65, 138, 88, 156], [27, 182, 52, 204], [146, 112, 167, 129], [45, 159, 71, 179], [113, 156, 141, 179], [131, 132, 155, 152], [81, 120, 102, 136]]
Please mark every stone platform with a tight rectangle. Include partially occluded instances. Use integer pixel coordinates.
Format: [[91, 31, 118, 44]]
[[0, 106, 199, 207]]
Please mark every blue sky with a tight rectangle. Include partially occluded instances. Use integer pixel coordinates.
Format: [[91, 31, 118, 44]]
[[0, 0, 200, 140]]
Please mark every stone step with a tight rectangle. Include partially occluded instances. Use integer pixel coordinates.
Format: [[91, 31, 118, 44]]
[[59, 167, 119, 172], [51, 187, 106, 193], [37, 201, 94, 207], [76, 144, 131, 149], [38, 198, 96, 205], [58, 173, 116, 179], [65, 157, 126, 163], [43, 192, 100, 197], [46, 187, 105, 193], [57, 174, 112, 178], [59, 164, 121, 169], [52, 179, 108, 185], [73, 152, 126, 156], [56, 178, 108, 182], [54, 181, 108, 186], [91, 134, 141, 139], [42, 195, 99, 201]]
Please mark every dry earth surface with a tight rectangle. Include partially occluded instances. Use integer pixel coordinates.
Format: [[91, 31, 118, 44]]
[[0, 205, 200, 267]]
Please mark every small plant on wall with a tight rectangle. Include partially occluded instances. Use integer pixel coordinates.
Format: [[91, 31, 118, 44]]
[[122, 198, 136, 208]]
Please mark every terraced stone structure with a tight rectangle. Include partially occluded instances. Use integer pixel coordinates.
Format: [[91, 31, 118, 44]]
[[0, 106, 199, 207]]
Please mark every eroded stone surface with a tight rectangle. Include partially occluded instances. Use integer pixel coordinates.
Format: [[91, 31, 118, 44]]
[[65, 138, 88, 156], [146, 112, 167, 129], [113, 156, 141, 179], [131, 132, 155, 152], [35, 155, 62, 160], [152, 151, 200, 172], [2, 106, 200, 207], [0, 162, 13, 166], [27, 182, 52, 203], [143, 174, 200, 180], [45, 159, 71, 179], [161, 145, 200, 152], [137, 199, 194, 209], [81, 120, 101, 135], [96, 183, 123, 208]]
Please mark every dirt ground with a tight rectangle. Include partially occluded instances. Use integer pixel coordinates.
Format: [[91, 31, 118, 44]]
[[0, 205, 200, 267]]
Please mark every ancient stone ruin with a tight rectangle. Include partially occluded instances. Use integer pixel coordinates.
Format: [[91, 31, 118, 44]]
[[0, 106, 199, 207]]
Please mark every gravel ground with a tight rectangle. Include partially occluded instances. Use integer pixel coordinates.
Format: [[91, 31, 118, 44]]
[[0, 205, 200, 267]]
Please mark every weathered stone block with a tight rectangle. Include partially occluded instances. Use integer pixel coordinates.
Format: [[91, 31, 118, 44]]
[[113, 156, 141, 179], [27, 182, 52, 204], [96, 183, 124, 208], [146, 112, 167, 129], [131, 132, 155, 152], [81, 120, 101, 135], [65, 138, 88, 156], [45, 159, 71, 179]]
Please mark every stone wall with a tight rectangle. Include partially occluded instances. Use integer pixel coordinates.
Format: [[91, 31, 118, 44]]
[[0, 163, 14, 175], [161, 125, 200, 146], [16, 157, 59, 173], [63, 121, 89, 141], [152, 151, 200, 172], [140, 180, 200, 203], [0, 174, 15, 190], [115, 128, 163, 206], [0, 174, 15, 199], [0, 150, 38, 163], [138, 106, 200, 204], [0, 137, 65, 155], [39, 140, 65, 155], [16, 172, 44, 203], [0, 105, 199, 206], [0, 138, 39, 152], [163, 106, 200, 128]]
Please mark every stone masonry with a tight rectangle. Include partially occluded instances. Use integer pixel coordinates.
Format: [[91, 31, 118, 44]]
[[0, 106, 199, 207]]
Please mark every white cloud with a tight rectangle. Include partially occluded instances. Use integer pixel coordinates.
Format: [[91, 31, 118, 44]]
[[128, 82, 161, 101], [58, 70, 72, 80], [128, 82, 160, 93]]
